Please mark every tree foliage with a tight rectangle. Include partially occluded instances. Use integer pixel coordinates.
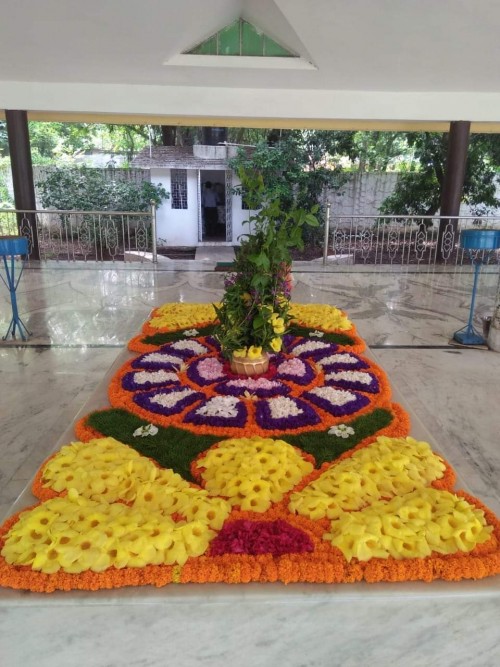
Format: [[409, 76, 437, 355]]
[[229, 130, 354, 243], [380, 132, 500, 216], [37, 166, 169, 211], [352, 131, 412, 172], [0, 121, 98, 163], [3, 119, 500, 220]]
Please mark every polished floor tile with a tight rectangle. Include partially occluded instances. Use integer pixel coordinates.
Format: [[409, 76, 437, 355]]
[[0, 261, 499, 667]]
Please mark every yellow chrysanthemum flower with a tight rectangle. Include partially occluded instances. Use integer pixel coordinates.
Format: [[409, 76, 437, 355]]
[[289, 436, 446, 521], [197, 437, 313, 513], [148, 303, 218, 331], [1, 492, 217, 573], [289, 304, 352, 331], [323, 488, 492, 562]]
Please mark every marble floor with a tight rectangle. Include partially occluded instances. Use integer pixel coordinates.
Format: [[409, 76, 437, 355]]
[[0, 260, 500, 667]]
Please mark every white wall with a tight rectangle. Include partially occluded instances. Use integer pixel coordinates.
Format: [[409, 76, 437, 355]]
[[328, 172, 399, 217], [231, 174, 257, 245], [153, 168, 259, 246], [151, 168, 199, 246]]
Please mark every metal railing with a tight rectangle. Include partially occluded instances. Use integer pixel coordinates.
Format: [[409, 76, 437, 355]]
[[0, 205, 157, 262], [324, 213, 500, 266]]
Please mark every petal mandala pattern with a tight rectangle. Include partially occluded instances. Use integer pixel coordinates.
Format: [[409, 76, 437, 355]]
[[255, 396, 321, 430], [186, 356, 226, 385], [122, 369, 181, 391], [275, 357, 316, 385], [183, 396, 248, 428], [133, 387, 204, 416], [215, 377, 290, 398], [317, 352, 370, 371], [288, 339, 338, 360], [132, 350, 185, 371], [166, 340, 210, 358], [303, 386, 370, 417], [1, 303, 500, 592], [323, 370, 380, 393]]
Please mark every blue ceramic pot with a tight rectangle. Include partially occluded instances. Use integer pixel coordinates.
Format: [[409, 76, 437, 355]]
[[0, 236, 28, 256], [460, 229, 500, 250]]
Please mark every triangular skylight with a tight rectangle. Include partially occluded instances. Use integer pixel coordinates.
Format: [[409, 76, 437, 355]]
[[164, 17, 315, 70], [186, 19, 296, 58]]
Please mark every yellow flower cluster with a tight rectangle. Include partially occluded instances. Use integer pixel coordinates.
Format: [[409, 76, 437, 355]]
[[197, 437, 314, 513], [2, 493, 215, 574], [133, 483, 230, 531], [323, 488, 493, 562], [149, 303, 218, 330], [270, 337, 282, 352], [42, 438, 231, 531], [42, 438, 187, 502], [289, 436, 446, 520], [233, 345, 263, 359], [269, 312, 285, 335], [289, 304, 352, 331]]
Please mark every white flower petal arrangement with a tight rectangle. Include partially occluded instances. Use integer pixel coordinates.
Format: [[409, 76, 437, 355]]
[[133, 423, 159, 438], [328, 424, 355, 439]]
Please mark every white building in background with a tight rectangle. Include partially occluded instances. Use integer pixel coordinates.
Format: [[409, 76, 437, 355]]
[[132, 145, 256, 247]]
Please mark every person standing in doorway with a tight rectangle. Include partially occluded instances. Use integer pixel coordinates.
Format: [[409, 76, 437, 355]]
[[202, 181, 218, 237]]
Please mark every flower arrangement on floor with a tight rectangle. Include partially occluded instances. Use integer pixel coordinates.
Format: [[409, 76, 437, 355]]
[[1, 301, 500, 593], [214, 168, 319, 371]]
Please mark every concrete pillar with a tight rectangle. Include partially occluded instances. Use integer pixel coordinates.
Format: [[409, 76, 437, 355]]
[[437, 121, 471, 260], [5, 110, 40, 259]]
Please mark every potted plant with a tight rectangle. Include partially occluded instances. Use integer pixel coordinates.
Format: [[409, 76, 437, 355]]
[[214, 168, 319, 375]]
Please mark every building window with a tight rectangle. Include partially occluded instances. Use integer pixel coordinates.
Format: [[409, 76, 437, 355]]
[[171, 169, 188, 209]]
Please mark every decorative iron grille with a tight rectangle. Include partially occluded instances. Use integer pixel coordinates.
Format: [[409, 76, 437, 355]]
[[225, 170, 232, 242], [0, 208, 156, 262], [171, 169, 188, 209]]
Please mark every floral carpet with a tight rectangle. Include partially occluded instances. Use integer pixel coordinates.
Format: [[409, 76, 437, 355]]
[[1, 303, 499, 592]]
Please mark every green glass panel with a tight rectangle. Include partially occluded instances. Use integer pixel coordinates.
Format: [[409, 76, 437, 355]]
[[218, 20, 240, 55], [186, 19, 295, 58], [190, 36, 217, 55], [242, 21, 264, 56], [263, 35, 293, 57]]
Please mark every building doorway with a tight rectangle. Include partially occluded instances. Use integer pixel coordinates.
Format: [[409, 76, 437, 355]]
[[200, 170, 226, 241]]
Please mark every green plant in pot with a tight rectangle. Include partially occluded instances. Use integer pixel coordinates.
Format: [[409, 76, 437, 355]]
[[214, 168, 319, 375]]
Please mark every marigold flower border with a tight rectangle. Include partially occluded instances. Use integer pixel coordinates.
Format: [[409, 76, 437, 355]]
[[1, 303, 500, 592], [1, 490, 499, 592]]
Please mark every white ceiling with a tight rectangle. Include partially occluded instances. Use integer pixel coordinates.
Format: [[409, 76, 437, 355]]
[[2, 0, 500, 126]]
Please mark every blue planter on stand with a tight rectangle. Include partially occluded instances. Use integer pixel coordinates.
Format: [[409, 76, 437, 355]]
[[0, 235, 32, 341], [453, 229, 500, 345]]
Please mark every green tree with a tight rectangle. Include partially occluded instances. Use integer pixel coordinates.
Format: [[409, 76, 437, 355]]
[[37, 166, 168, 211], [0, 157, 12, 206], [229, 130, 354, 243], [380, 132, 500, 217], [1, 120, 99, 164], [352, 131, 412, 172]]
